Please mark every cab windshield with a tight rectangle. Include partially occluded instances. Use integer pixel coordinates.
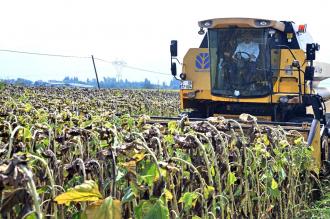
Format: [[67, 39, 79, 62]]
[[209, 28, 272, 97]]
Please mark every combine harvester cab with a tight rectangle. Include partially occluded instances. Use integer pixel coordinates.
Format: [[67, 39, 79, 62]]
[[170, 18, 330, 171]]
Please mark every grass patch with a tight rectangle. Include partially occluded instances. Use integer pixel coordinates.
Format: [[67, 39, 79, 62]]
[[304, 177, 330, 218]]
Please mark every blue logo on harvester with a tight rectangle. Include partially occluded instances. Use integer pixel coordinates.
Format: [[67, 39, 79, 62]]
[[195, 53, 209, 71]]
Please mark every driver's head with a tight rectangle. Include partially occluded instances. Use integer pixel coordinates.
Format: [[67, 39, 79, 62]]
[[243, 32, 254, 43]]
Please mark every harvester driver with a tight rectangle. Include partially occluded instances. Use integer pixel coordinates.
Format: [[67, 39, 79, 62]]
[[232, 33, 260, 85]]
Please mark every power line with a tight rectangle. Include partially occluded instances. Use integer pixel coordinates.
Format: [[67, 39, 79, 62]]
[[93, 57, 111, 63], [125, 65, 169, 76], [0, 48, 170, 76], [94, 57, 169, 76], [0, 49, 90, 59]]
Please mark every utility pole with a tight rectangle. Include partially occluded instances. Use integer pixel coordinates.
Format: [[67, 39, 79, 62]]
[[91, 55, 100, 89]]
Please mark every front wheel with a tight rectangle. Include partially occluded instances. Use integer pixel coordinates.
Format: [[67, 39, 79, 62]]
[[321, 135, 330, 176]]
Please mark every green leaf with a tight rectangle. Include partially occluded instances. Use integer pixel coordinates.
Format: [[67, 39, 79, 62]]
[[22, 212, 38, 219], [271, 178, 278, 190], [228, 172, 237, 186], [144, 199, 169, 219], [100, 140, 108, 148], [54, 180, 103, 206], [134, 200, 153, 219], [139, 162, 159, 186], [178, 192, 199, 211], [203, 186, 215, 199], [37, 185, 51, 195], [72, 211, 84, 219], [262, 134, 270, 146], [164, 189, 173, 201], [121, 187, 135, 204], [294, 137, 304, 145], [210, 166, 215, 177], [163, 135, 175, 145], [81, 120, 93, 129], [167, 121, 177, 134], [279, 140, 289, 148], [84, 196, 121, 219], [23, 128, 32, 140], [278, 167, 287, 182], [182, 170, 190, 179], [24, 103, 33, 113], [130, 182, 140, 197], [269, 188, 280, 198]]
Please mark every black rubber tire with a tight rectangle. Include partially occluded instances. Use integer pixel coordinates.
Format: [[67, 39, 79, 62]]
[[320, 135, 330, 177], [321, 135, 329, 162]]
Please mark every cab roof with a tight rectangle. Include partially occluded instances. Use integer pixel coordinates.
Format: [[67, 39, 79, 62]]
[[198, 18, 285, 32]]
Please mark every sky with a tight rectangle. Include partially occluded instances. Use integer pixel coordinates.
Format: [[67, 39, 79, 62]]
[[0, 0, 329, 84]]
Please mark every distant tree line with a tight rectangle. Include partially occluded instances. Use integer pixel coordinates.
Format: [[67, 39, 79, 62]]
[[1, 76, 180, 89]]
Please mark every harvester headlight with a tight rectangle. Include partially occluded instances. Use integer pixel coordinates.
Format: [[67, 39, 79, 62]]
[[201, 20, 213, 27], [180, 73, 186, 80], [255, 19, 270, 26], [279, 96, 289, 103]]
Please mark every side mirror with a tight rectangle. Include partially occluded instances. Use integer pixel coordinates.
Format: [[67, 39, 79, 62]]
[[305, 66, 315, 81], [170, 40, 178, 57], [306, 43, 320, 61], [171, 62, 177, 77]]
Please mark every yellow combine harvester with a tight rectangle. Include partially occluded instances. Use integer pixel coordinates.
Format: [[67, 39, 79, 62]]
[[170, 18, 330, 170]]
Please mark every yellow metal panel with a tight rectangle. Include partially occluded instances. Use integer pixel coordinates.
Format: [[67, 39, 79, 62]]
[[182, 48, 210, 90], [181, 48, 212, 101], [279, 78, 299, 93], [210, 95, 270, 103], [277, 49, 306, 94], [179, 90, 184, 110]]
